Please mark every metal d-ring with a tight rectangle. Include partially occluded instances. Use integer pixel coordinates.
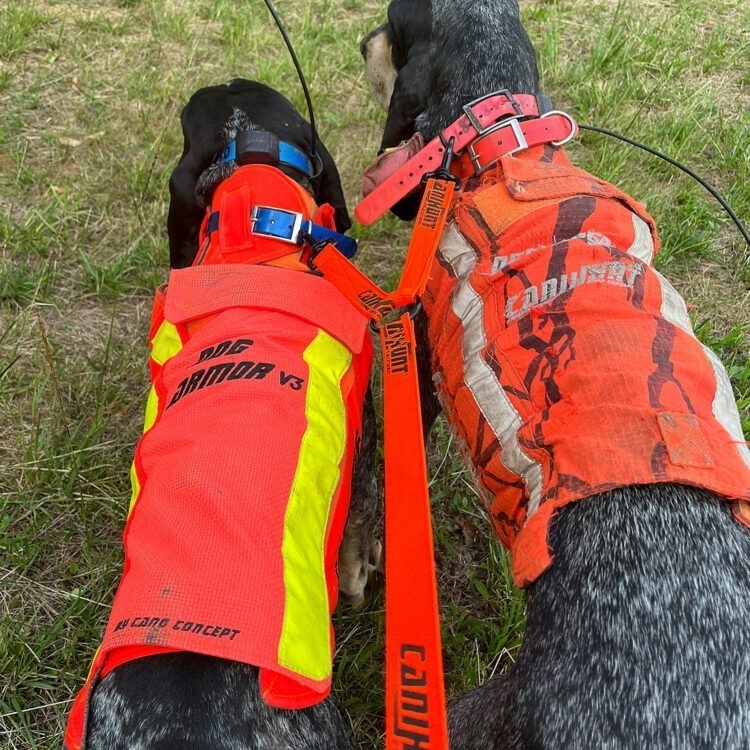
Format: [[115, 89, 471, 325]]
[[369, 298, 423, 332], [540, 110, 578, 147]]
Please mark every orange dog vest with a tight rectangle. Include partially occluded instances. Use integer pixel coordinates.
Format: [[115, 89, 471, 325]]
[[423, 146, 750, 587], [66, 166, 373, 748]]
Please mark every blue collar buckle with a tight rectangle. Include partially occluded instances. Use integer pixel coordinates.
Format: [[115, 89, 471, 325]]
[[250, 206, 357, 259]]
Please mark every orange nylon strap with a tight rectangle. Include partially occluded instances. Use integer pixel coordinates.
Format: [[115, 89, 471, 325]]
[[399, 179, 456, 298], [311, 177, 454, 749], [380, 311, 446, 750]]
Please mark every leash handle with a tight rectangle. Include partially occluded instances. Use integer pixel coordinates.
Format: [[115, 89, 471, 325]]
[[381, 312, 448, 750], [385, 177, 453, 749]]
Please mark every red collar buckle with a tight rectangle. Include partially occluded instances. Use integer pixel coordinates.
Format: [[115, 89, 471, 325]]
[[462, 109, 578, 176], [461, 89, 525, 133]]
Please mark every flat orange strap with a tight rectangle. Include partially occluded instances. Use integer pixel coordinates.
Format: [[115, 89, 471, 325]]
[[380, 313, 447, 750], [311, 176, 454, 749]]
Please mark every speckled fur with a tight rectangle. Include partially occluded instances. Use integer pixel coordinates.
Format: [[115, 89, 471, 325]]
[[84, 80, 379, 750], [88, 654, 353, 750], [413, 0, 538, 140], [362, 2, 750, 747], [449, 486, 750, 749]]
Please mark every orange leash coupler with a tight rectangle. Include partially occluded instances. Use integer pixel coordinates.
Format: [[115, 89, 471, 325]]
[[309, 175, 456, 749]]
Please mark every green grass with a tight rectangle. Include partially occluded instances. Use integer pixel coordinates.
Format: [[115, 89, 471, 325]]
[[0, 0, 748, 748]]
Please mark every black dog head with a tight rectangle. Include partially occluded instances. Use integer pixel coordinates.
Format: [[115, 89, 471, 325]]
[[361, 0, 540, 219], [167, 79, 350, 269]]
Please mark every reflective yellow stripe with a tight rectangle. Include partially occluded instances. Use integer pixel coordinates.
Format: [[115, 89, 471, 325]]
[[278, 330, 351, 680], [129, 320, 183, 515], [128, 462, 141, 515], [142, 386, 159, 433], [144, 320, 182, 431], [150, 320, 183, 366]]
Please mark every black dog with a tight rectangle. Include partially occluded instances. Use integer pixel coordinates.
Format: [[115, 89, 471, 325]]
[[362, 3, 750, 748], [78, 79, 380, 750]]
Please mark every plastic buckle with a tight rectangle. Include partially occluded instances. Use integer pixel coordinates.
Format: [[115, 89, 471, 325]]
[[462, 89, 523, 135], [250, 206, 304, 244]]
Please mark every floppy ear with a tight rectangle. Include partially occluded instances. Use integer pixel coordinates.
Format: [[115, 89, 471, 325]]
[[379, 55, 430, 221], [311, 139, 351, 232], [380, 48, 429, 150], [168, 156, 204, 269]]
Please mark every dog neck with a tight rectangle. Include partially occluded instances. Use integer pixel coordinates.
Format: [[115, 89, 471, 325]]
[[196, 129, 316, 211], [194, 163, 321, 270]]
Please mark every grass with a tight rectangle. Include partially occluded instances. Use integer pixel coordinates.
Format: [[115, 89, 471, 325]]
[[0, 0, 748, 747]]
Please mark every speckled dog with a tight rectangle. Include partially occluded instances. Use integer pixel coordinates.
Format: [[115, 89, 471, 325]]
[[67, 80, 380, 750], [361, 2, 750, 748]]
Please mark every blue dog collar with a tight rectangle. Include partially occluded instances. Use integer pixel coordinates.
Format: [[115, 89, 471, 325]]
[[205, 206, 357, 259], [217, 131, 313, 179], [251, 206, 357, 258]]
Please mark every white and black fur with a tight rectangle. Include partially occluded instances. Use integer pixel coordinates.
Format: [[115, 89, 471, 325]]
[[85, 79, 380, 750], [362, 3, 750, 748]]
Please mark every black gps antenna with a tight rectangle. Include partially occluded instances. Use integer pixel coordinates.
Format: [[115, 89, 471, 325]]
[[262, 0, 324, 179]]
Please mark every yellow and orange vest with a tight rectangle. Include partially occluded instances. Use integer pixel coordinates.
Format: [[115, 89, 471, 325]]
[[66, 166, 373, 748]]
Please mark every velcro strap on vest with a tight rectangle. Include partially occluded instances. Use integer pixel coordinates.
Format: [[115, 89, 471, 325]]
[[164, 264, 369, 354]]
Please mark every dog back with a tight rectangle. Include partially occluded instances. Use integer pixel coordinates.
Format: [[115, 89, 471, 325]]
[[65, 167, 373, 749], [423, 146, 750, 586]]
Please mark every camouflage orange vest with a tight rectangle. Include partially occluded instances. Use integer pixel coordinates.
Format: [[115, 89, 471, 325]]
[[423, 145, 750, 587]]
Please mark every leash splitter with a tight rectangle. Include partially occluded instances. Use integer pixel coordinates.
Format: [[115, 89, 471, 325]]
[[369, 299, 423, 333]]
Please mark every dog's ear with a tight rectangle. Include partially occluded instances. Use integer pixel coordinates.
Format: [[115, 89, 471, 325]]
[[379, 0, 431, 149], [381, 58, 427, 151], [168, 155, 204, 269], [311, 139, 351, 232], [379, 52, 430, 221]]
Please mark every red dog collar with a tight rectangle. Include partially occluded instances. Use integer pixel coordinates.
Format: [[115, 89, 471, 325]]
[[355, 90, 578, 225], [452, 110, 577, 179]]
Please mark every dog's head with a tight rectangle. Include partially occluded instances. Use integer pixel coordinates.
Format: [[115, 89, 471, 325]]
[[360, 0, 433, 152], [361, 0, 539, 218], [167, 79, 350, 269]]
